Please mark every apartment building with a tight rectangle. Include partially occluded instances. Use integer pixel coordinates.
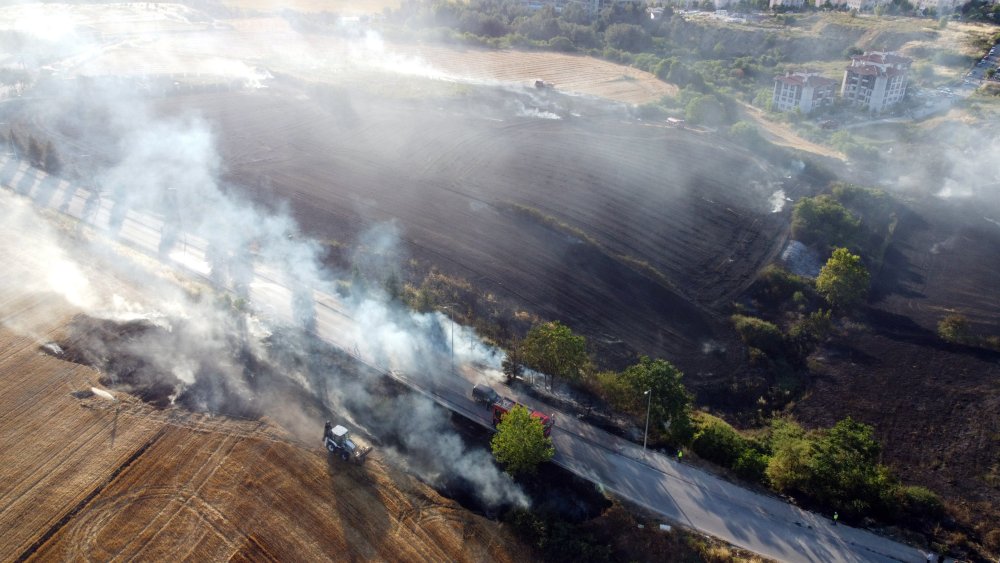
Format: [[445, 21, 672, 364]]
[[841, 51, 912, 112], [772, 71, 838, 114]]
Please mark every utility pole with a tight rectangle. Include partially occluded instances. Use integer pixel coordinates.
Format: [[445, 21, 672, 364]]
[[643, 389, 652, 452], [442, 305, 454, 374]]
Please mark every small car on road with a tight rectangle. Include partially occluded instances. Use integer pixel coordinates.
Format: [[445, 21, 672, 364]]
[[472, 384, 499, 406]]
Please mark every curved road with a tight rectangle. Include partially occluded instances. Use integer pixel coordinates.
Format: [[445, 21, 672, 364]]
[[0, 156, 931, 562]]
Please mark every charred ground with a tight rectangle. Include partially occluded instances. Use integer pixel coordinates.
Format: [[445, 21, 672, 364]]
[[137, 77, 795, 389]]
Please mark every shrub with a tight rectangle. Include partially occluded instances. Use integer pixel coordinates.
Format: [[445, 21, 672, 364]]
[[547, 36, 575, 52], [897, 485, 944, 520], [731, 315, 784, 357], [753, 264, 812, 306], [692, 413, 747, 468], [595, 370, 629, 410], [734, 447, 769, 481], [831, 183, 892, 226], [937, 314, 972, 344], [765, 418, 811, 492], [791, 194, 860, 249], [728, 121, 761, 145], [816, 248, 870, 310], [985, 528, 1000, 552], [789, 309, 833, 343]]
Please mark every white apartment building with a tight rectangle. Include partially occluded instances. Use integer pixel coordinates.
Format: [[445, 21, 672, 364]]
[[772, 71, 838, 114], [841, 51, 912, 112]]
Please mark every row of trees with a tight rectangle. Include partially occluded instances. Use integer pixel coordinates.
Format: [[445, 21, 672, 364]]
[[493, 320, 694, 474], [492, 315, 941, 528], [691, 413, 942, 522], [4, 129, 62, 176]]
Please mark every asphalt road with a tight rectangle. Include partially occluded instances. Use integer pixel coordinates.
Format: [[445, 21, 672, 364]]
[[0, 156, 933, 563]]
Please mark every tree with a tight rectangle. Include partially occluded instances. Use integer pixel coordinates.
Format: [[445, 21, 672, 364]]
[[791, 194, 860, 249], [603, 23, 650, 52], [807, 417, 895, 517], [491, 405, 555, 475], [816, 248, 870, 309], [766, 418, 811, 492], [521, 321, 588, 389], [27, 136, 44, 166], [728, 121, 762, 145], [684, 94, 725, 127], [43, 142, 62, 175], [502, 339, 525, 383], [618, 356, 693, 444]]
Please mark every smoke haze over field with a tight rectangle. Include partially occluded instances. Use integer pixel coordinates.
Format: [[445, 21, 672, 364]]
[[0, 7, 535, 509], [5, 0, 1000, 527]]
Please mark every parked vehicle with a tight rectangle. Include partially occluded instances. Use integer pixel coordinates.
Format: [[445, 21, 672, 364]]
[[472, 384, 499, 406]]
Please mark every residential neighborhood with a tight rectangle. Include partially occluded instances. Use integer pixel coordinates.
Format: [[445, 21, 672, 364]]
[[772, 51, 912, 114]]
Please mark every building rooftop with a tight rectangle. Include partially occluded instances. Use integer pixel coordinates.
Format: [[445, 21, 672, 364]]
[[851, 51, 913, 66], [775, 71, 837, 88]]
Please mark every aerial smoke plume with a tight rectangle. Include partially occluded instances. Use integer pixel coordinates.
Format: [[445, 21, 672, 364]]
[[0, 8, 525, 509]]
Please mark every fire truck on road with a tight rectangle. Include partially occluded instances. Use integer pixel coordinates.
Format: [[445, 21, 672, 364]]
[[472, 384, 554, 437]]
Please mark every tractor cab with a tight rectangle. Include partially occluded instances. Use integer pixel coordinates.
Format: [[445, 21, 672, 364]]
[[323, 420, 372, 463]]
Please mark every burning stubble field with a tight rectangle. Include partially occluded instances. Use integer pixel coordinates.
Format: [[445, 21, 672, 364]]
[[145, 79, 792, 386], [0, 201, 525, 563]]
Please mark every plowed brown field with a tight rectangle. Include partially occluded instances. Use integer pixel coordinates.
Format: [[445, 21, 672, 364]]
[[0, 208, 526, 563]]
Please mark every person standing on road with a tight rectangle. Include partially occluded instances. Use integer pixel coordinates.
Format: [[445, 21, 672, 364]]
[[833, 512, 839, 525], [677, 449, 683, 463]]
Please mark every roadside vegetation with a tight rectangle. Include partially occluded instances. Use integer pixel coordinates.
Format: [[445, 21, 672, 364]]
[[503, 500, 769, 563], [491, 404, 555, 475], [2, 128, 62, 176]]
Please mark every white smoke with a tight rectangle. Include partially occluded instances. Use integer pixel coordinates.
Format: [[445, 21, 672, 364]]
[[0, 191, 97, 313], [0, 4, 528, 510]]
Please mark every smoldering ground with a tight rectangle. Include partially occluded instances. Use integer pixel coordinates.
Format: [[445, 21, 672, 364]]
[[0, 18, 535, 511]]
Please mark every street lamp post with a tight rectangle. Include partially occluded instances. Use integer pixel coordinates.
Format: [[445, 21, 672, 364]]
[[442, 305, 455, 373], [643, 389, 652, 452]]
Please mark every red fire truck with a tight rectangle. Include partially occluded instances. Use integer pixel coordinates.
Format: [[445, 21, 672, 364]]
[[491, 396, 554, 437]]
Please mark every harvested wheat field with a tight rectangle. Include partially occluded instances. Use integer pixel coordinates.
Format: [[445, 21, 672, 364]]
[[0, 200, 526, 563], [406, 45, 678, 105]]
